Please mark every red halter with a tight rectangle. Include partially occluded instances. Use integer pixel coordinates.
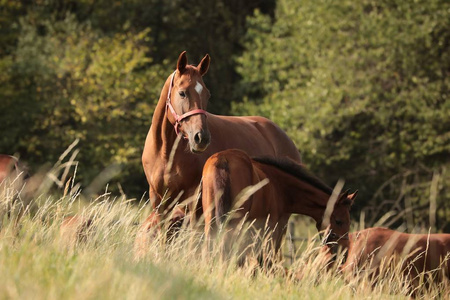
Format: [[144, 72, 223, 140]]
[[166, 71, 208, 135]]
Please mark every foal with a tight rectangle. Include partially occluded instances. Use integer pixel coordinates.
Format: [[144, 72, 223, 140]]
[[202, 149, 356, 266], [342, 227, 450, 287]]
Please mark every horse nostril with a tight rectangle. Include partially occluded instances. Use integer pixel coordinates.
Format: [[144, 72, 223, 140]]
[[193, 131, 210, 148], [194, 132, 202, 144]]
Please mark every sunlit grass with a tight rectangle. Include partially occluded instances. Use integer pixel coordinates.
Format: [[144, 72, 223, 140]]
[[0, 150, 448, 299]]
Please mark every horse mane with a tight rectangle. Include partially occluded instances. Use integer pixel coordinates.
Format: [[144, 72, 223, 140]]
[[251, 156, 333, 195]]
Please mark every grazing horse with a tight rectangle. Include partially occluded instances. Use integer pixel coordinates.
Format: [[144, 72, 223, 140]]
[[201, 149, 357, 265], [342, 227, 450, 287], [139, 52, 301, 244]]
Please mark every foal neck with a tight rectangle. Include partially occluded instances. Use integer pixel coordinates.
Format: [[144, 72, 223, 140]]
[[253, 158, 333, 225], [282, 174, 332, 224]]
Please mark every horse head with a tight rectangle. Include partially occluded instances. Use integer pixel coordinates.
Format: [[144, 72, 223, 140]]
[[166, 51, 211, 153], [319, 190, 358, 258]]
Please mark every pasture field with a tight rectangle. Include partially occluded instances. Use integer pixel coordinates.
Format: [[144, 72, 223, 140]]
[[0, 162, 448, 300]]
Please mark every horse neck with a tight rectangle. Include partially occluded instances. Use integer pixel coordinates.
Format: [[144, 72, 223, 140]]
[[151, 76, 178, 156], [280, 175, 331, 224]]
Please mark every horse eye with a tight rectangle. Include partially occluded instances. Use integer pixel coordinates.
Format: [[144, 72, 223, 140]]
[[335, 220, 343, 226], [179, 91, 186, 98]]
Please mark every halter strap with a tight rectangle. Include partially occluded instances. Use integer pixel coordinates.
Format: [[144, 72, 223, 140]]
[[166, 71, 207, 135]]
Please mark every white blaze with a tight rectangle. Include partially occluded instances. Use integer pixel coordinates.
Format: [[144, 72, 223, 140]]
[[195, 81, 203, 95]]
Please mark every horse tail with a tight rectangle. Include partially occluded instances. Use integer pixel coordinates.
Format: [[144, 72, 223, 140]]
[[202, 154, 232, 237], [212, 156, 232, 226], [202, 155, 232, 230]]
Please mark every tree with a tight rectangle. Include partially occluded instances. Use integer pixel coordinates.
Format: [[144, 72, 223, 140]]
[[234, 0, 450, 230], [0, 13, 164, 196], [0, 0, 278, 198]]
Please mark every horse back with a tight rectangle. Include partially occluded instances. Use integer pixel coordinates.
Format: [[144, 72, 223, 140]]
[[207, 114, 301, 162], [347, 228, 450, 279]]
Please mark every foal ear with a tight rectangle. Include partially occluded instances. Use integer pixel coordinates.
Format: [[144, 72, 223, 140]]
[[339, 189, 349, 200], [177, 51, 188, 74], [337, 189, 350, 205], [348, 190, 358, 201], [340, 190, 358, 207], [197, 54, 210, 76]]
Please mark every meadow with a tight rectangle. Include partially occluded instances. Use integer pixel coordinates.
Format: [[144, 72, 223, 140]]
[[1, 1, 448, 299], [0, 151, 448, 300]]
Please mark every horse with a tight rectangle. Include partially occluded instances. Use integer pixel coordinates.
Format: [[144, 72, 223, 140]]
[[201, 149, 357, 267], [0, 154, 30, 225], [0, 154, 22, 183], [138, 52, 301, 249], [342, 227, 450, 289]]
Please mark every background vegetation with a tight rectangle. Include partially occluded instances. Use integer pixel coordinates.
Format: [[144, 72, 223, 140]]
[[0, 0, 449, 230]]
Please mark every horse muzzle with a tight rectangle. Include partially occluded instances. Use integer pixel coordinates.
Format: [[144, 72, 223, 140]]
[[189, 130, 211, 153]]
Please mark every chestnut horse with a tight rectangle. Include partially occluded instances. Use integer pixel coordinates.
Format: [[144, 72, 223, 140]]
[[0, 154, 29, 224], [140, 52, 301, 239], [0, 154, 21, 183], [342, 227, 450, 287], [201, 149, 357, 265]]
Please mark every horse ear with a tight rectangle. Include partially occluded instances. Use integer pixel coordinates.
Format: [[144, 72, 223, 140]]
[[197, 54, 210, 76], [177, 51, 188, 74], [339, 189, 349, 201], [348, 190, 358, 201], [340, 190, 357, 207], [337, 189, 350, 205]]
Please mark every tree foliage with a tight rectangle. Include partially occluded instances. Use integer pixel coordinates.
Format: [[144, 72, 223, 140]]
[[0, 12, 165, 195], [0, 0, 448, 229], [0, 0, 275, 196], [233, 0, 449, 229]]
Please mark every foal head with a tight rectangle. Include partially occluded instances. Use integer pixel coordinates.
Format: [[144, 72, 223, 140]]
[[319, 190, 357, 256], [166, 51, 211, 153]]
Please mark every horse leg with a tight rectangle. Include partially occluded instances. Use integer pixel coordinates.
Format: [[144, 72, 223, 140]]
[[133, 187, 163, 260], [133, 210, 162, 260], [255, 220, 287, 273], [201, 165, 219, 258], [201, 172, 215, 240], [166, 206, 187, 241]]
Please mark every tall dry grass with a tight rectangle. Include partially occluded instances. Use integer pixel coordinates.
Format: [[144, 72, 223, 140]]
[[0, 146, 448, 299]]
